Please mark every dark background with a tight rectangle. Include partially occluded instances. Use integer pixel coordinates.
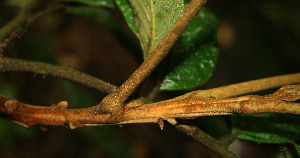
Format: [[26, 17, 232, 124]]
[[0, 0, 299, 157]]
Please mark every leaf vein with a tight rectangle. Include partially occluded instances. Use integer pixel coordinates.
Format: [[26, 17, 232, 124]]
[[156, 2, 180, 40]]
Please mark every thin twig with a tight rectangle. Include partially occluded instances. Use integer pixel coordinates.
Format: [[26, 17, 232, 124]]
[[0, 12, 28, 41], [0, 57, 118, 94], [99, 0, 207, 116], [175, 124, 239, 157], [146, 81, 162, 101], [220, 128, 244, 149], [170, 73, 300, 101]]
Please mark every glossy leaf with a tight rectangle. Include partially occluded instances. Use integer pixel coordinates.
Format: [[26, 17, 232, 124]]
[[159, 8, 220, 90], [174, 8, 220, 51], [128, 0, 184, 58], [59, 0, 116, 8], [232, 114, 300, 144], [160, 46, 218, 90], [115, 0, 137, 34]]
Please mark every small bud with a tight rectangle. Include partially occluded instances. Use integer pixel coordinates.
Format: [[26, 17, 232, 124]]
[[57, 101, 68, 109], [157, 118, 164, 130], [69, 121, 78, 129], [166, 118, 177, 125], [40, 127, 48, 131], [4, 99, 19, 114], [52, 101, 68, 110]]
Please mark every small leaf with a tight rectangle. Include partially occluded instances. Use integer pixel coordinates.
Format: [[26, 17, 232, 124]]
[[159, 8, 220, 90], [232, 114, 300, 144], [128, 0, 184, 58], [59, 0, 116, 8]]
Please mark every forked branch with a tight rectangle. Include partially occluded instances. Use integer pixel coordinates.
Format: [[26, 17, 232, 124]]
[[1, 76, 300, 129], [99, 0, 208, 119]]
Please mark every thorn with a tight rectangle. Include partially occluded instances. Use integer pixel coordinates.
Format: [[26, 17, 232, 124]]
[[57, 101, 68, 109], [165, 118, 177, 125], [157, 118, 164, 130], [52, 101, 68, 110], [68, 121, 78, 129], [40, 127, 48, 131], [4, 99, 19, 114], [125, 100, 144, 108]]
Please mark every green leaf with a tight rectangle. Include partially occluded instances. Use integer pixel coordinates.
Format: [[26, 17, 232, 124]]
[[232, 114, 300, 144], [159, 8, 220, 90], [160, 45, 218, 90], [174, 8, 220, 51], [127, 0, 184, 58], [115, 0, 137, 34], [292, 142, 300, 156], [59, 0, 116, 8]]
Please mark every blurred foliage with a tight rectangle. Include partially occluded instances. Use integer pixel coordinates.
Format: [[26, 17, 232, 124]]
[[59, 0, 116, 8]]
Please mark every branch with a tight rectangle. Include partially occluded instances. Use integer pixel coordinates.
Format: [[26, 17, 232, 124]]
[[0, 57, 118, 94], [99, 0, 208, 118], [1, 76, 300, 129], [0, 95, 112, 129], [175, 124, 239, 157], [170, 73, 300, 101], [0, 12, 28, 41], [121, 85, 300, 124]]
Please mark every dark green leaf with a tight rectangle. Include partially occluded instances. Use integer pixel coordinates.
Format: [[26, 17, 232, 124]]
[[160, 45, 218, 90], [232, 114, 300, 144], [174, 8, 220, 51], [59, 0, 116, 8], [115, 0, 137, 34], [159, 8, 220, 90], [292, 142, 300, 156]]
